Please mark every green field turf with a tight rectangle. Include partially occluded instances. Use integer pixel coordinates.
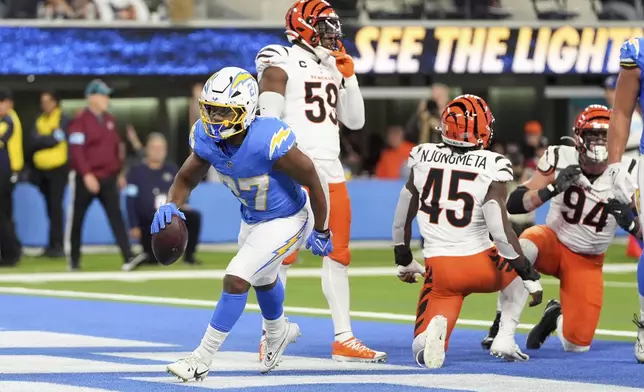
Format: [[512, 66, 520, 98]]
[[1, 244, 641, 341]]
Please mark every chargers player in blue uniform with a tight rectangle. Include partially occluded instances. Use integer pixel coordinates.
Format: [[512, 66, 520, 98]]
[[151, 67, 333, 380], [606, 37, 644, 363]]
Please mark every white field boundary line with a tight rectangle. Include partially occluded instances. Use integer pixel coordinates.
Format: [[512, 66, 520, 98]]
[[0, 264, 638, 285], [0, 287, 636, 338], [18, 236, 632, 255]]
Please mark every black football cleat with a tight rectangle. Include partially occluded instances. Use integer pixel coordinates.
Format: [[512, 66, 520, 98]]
[[481, 311, 501, 350], [526, 299, 562, 350]]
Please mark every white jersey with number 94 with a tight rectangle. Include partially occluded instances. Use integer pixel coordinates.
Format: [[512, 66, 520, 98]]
[[538, 145, 638, 255], [255, 44, 344, 162]]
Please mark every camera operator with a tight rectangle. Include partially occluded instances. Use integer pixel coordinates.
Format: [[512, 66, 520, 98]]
[[405, 83, 449, 144]]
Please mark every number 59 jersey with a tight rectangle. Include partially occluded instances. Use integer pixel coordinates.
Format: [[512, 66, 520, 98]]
[[255, 44, 344, 160], [408, 144, 514, 258], [538, 145, 638, 255]]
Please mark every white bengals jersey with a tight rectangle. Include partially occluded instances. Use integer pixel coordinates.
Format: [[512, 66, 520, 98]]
[[538, 145, 638, 255], [255, 44, 344, 162], [409, 143, 514, 258]]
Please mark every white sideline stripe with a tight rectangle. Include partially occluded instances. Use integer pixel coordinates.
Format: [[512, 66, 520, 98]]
[[20, 236, 632, 255], [0, 264, 637, 284], [22, 240, 419, 256], [0, 287, 637, 339]]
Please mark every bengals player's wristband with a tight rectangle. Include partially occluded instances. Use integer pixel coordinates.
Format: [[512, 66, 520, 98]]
[[537, 184, 557, 203], [394, 245, 413, 267]]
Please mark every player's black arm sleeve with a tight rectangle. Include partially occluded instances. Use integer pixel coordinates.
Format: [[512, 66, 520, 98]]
[[506, 186, 529, 214], [167, 152, 210, 209], [506, 183, 558, 215], [274, 146, 329, 232], [392, 171, 419, 267]]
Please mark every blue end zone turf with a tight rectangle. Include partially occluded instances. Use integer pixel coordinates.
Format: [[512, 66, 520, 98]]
[[1, 294, 643, 391]]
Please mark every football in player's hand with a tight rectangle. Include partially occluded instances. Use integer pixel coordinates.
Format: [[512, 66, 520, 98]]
[[152, 215, 188, 266]]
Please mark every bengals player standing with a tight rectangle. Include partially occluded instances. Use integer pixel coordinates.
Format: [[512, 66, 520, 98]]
[[483, 104, 640, 354], [392, 95, 543, 368], [254, 0, 385, 362]]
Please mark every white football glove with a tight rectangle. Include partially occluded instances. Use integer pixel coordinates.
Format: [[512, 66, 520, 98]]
[[523, 279, 543, 307], [523, 280, 542, 294], [607, 162, 637, 204], [397, 260, 425, 284]]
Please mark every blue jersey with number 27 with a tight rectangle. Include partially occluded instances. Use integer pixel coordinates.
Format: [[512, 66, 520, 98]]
[[190, 116, 306, 224], [619, 37, 644, 153]]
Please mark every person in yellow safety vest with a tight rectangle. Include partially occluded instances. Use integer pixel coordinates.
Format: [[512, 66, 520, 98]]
[[0, 87, 22, 266], [31, 91, 69, 258]]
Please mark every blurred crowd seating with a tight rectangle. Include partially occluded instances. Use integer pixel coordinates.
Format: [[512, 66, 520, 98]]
[[1, 0, 643, 21]]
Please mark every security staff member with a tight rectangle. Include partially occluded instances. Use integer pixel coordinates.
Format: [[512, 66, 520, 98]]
[[126, 133, 202, 268], [67, 79, 137, 271], [31, 91, 69, 258], [0, 89, 21, 266]]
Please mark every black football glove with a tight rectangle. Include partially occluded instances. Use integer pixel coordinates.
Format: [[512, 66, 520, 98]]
[[553, 164, 582, 194], [606, 198, 638, 234]]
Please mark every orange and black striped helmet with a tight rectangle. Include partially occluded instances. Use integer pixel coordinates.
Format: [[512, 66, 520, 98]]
[[440, 94, 494, 149], [573, 104, 610, 175], [285, 0, 343, 50]]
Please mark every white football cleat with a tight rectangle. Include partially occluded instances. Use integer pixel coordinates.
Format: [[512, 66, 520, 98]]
[[167, 354, 210, 382], [633, 315, 644, 363], [260, 319, 300, 374], [422, 315, 447, 369], [490, 336, 529, 362], [259, 330, 267, 362]]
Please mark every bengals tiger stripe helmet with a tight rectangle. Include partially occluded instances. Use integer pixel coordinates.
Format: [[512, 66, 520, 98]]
[[440, 94, 494, 149], [285, 0, 343, 51], [573, 104, 610, 175]]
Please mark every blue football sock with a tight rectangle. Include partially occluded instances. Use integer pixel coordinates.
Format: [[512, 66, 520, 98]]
[[638, 251, 644, 298], [255, 279, 285, 321], [210, 291, 248, 333]]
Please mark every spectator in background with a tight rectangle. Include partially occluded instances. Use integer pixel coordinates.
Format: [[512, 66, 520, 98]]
[[375, 125, 415, 179], [490, 140, 505, 155], [71, 0, 98, 19], [126, 124, 143, 155], [30, 91, 69, 258], [340, 127, 362, 176], [126, 133, 202, 266], [39, 0, 75, 19], [67, 79, 140, 271], [405, 83, 449, 144], [1, 88, 24, 260], [0, 93, 22, 267], [189, 83, 203, 126], [93, 0, 150, 21], [521, 120, 546, 168]]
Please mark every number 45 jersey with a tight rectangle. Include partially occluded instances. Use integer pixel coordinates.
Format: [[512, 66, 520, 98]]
[[538, 145, 638, 255], [255, 44, 344, 161], [408, 143, 514, 258]]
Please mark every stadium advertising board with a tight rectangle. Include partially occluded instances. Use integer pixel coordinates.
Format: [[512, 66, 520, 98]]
[[352, 26, 644, 75], [0, 25, 640, 75]]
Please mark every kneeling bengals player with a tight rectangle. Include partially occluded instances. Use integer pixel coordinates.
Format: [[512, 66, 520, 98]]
[[392, 94, 543, 368], [482, 104, 640, 354]]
